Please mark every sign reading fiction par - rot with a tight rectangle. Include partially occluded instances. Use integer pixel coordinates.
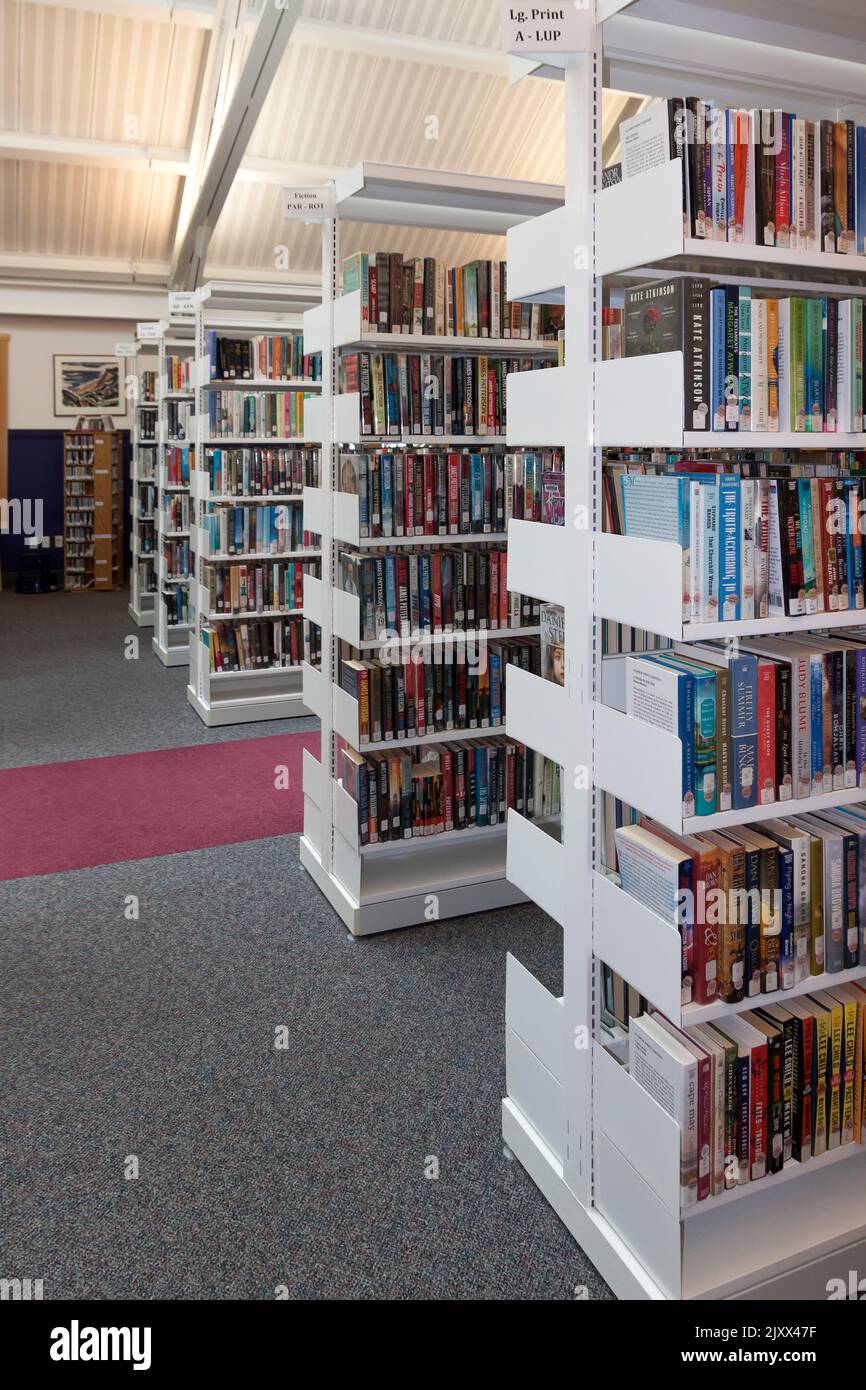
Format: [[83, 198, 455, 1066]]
[[500, 2, 591, 54], [282, 186, 337, 221]]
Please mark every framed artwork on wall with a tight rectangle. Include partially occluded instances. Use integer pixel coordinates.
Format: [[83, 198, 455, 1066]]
[[53, 355, 124, 416]]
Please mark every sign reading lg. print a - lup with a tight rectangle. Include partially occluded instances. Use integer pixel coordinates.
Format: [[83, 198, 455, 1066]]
[[501, 1, 592, 53]]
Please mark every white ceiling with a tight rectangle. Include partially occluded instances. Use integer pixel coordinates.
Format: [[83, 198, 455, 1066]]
[[0, 0, 646, 291]]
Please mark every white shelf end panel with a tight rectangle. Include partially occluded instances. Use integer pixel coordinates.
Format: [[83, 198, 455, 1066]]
[[506, 205, 567, 304], [505, 664, 568, 767], [506, 366, 566, 447], [505, 953, 565, 1163], [505, 809, 567, 928], [506, 518, 569, 609]]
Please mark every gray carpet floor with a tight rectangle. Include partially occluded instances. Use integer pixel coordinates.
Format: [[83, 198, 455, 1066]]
[[0, 586, 612, 1300], [0, 588, 317, 767]]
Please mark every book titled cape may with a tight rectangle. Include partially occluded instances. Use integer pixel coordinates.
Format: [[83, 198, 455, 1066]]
[[624, 277, 710, 432]]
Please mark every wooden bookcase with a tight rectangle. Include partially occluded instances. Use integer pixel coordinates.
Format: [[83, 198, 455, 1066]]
[[63, 430, 122, 591]]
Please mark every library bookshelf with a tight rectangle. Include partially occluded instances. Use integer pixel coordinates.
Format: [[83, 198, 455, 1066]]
[[128, 332, 159, 626], [63, 429, 122, 592], [186, 280, 322, 726], [500, 1, 866, 1303], [299, 161, 563, 935], [152, 323, 195, 667]]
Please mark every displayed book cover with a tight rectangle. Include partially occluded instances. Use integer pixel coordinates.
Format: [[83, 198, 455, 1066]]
[[540, 603, 565, 685], [541, 470, 565, 526]]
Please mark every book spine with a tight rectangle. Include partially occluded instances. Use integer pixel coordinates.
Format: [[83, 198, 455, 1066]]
[[725, 286, 739, 429], [775, 112, 791, 247], [711, 288, 727, 431], [738, 286, 752, 430], [778, 845, 795, 989], [684, 278, 710, 430]]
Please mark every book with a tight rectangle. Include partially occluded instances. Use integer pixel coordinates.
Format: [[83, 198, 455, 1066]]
[[540, 603, 565, 685], [629, 1012, 699, 1208]]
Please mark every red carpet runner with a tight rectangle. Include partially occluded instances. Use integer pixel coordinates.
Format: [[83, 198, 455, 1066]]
[[0, 732, 319, 881]]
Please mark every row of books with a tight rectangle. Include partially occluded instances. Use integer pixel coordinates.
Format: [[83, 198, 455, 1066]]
[[627, 636, 866, 818], [204, 615, 315, 673], [621, 98, 866, 254], [164, 586, 189, 626], [628, 988, 866, 1208], [166, 400, 193, 441], [201, 559, 314, 615], [612, 471, 866, 623], [137, 484, 156, 515], [341, 351, 554, 439], [206, 390, 309, 441], [139, 413, 157, 442], [164, 356, 193, 392], [342, 251, 563, 341], [622, 277, 864, 434], [607, 449, 866, 476], [163, 540, 191, 579], [137, 524, 155, 556], [205, 446, 318, 498], [137, 562, 157, 594], [161, 494, 190, 531], [617, 807, 866, 1009], [205, 331, 319, 382], [339, 637, 540, 747], [341, 738, 558, 845], [140, 371, 157, 402], [339, 448, 564, 538], [165, 445, 193, 487], [201, 505, 312, 557], [338, 546, 539, 641]]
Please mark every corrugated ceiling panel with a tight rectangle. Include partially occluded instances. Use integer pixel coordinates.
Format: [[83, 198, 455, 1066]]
[[81, 165, 159, 258], [140, 173, 183, 262], [249, 44, 564, 178], [300, 0, 501, 45], [158, 23, 209, 149], [0, 161, 17, 250], [16, 161, 87, 255], [0, 2, 19, 130], [17, 2, 100, 137], [90, 15, 174, 143]]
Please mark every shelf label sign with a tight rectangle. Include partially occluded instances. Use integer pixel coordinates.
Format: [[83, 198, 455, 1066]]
[[282, 186, 336, 221], [500, 2, 590, 53], [136, 321, 161, 341], [168, 291, 196, 319], [115, 343, 138, 357]]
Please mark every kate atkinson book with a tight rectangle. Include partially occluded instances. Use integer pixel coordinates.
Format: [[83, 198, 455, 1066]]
[[623, 277, 710, 432], [629, 1012, 699, 1209]]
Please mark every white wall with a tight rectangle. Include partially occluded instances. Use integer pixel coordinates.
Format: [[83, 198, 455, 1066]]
[[0, 316, 139, 429]]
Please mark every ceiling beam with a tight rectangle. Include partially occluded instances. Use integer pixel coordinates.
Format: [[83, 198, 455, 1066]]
[[170, 0, 303, 289], [0, 132, 344, 188], [0, 131, 188, 175], [16, 1, 517, 76], [291, 18, 509, 76], [170, 0, 244, 266], [0, 253, 320, 295], [15, 0, 230, 27]]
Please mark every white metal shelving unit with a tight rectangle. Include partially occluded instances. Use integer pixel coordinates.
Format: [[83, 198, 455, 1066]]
[[152, 322, 196, 667], [299, 161, 563, 936], [128, 331, 159, 627], [186, 280, 322, 726], [501, 0, 866, 1303]]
